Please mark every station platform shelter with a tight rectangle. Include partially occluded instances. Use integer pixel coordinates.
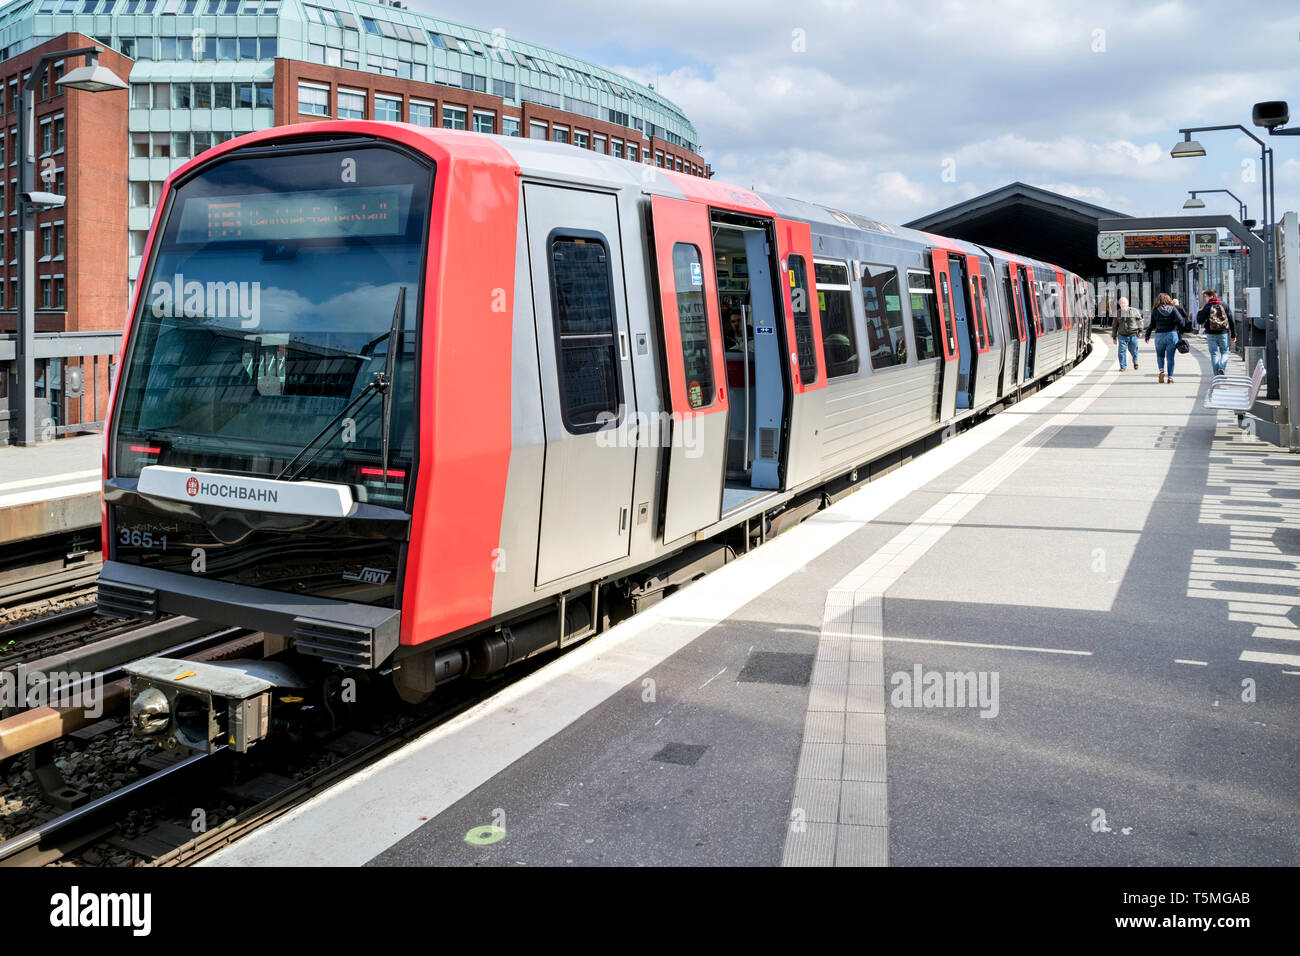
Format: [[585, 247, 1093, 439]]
[[198, 335, 1299, 867]]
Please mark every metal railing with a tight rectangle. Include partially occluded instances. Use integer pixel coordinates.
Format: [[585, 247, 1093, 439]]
[[0, 330, 122, 444]]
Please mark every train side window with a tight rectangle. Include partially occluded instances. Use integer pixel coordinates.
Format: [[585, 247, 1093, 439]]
[[814, 259, 858, 378], [672, 242, 715, 408], [906, 270, 940, 360], [548, 234, 623, 433], [861, 263, 907, 370], [786, 254, 819, 384]]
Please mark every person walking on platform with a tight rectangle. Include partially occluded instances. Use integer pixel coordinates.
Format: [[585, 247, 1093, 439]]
[[1198, 289, 1235, 376], [1112, 296, 1143, 371], [1145, 293, 1184, 383]]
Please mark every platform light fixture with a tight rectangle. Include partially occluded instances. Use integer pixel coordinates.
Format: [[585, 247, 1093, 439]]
[[1170, 134, 1206, 158], [1185, 189, 1246, 222], [57, 52, 128, 93]]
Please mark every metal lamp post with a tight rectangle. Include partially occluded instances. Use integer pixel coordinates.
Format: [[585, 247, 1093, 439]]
[[1170, 125, 1275, 360], [1184, 189, 1247, 223], [13, 46, 126, 446]]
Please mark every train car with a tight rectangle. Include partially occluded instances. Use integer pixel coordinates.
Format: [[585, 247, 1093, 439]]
[[97, 122, 1092, 754]]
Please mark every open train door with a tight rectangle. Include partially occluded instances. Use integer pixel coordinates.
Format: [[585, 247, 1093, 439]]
[[649, 196, 730, 543], [773, 218, 826, 490]]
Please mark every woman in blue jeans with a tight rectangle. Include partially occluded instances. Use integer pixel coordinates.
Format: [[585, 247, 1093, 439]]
[[1144, 292, 1184, 383]]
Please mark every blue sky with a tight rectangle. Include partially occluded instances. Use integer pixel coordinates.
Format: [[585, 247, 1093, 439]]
[[412, 0, 1300, 227]]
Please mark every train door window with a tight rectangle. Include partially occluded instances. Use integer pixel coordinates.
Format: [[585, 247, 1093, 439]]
[[967, 272, 987, 350], [1003, 277, 1022, 340], [672, 243, 715, 408], [978, 275, 995, 348], [548, 234, 623, 432], [906, 270, 940, 360], [861, 263, 907, 370], [814, 260, 857, 378], [786, 255, 818, 384]]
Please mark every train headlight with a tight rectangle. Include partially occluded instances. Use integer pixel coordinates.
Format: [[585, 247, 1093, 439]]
[[130, 687, 171, 735]]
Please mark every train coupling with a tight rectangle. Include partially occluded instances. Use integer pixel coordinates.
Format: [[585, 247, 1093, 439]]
[[123, 657, 306, 754]]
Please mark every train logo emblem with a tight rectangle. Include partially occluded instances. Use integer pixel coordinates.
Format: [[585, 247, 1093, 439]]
[[186, 477, 199, 496], [688, 380, 703, 408]]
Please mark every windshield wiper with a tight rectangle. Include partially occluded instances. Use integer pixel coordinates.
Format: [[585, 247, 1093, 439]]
[[275, 285, 407, 483]]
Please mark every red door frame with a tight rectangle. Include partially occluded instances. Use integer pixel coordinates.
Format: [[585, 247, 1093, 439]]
[[774, 218, 827, 392], [650, 195, 729, 417], [963, 252, 990, 353], [929, 249, 959, 361], [1007, 262, 1029, 341], [1022, 264, 1044, 336], [1054, 268, 1071, 331]]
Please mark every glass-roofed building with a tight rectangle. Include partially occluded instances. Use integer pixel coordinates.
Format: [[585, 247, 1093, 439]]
[[0, 0, 708, 432]]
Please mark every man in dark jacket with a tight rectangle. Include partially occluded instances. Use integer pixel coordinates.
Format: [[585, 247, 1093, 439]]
[[1145, 293, 1184, 383], [1111, 296, 1143, 370], [1197, 290, 1235, 376]]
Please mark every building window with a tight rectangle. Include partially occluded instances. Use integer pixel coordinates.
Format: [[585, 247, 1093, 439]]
[[529, 121, 547, 140], [193, 130, 212, 154], [171, 132, 191, 158], [343, 49, 359, 70], [627, 144, 638, 162], [655, 151, 664, 167], [260, 37, 278, 58], [240, 37, 258, 60], [548, 234, 622, 432], [297, 82, 329, 117], [172, 83, 191, 109], [54, 276, 64, 309], [131, 181, 151, 206], [906, 270, 940, 360], [374, 96, 401, 122], [236, 83, 254, 109], [54, 222, 64, 258], [325, 47, 341, 68], [338, 89, 365, 120], [502, 116, 520, 137], [814, 261, 858, 378], [472, 111, 495, 134], [40, 277, 51, 309], [131, 83, 152, 108], [593, 135, 606, 154], [409, 101, 433, 126], [40, 223, 51, 260], [573, 130, 588, 149], [441, 105, 466, 129], [214, 83, 232, 108], [861, 264, 907, 370], [612, 140, 623, 158], [552, 125, 568, 144], [39, 120, 51, 156]]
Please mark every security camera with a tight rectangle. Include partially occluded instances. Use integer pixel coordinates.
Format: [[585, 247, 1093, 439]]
[[1252, 101, 1289, 130], [21, 191, 65, 208]]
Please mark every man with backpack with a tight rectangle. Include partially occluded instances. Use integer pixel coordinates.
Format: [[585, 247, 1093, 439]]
[[1112, 296, 1144, 371], [1197, 290, 1235, 376]]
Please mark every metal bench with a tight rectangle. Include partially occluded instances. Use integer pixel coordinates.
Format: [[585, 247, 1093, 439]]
[[1204, 358, 1265, 412]]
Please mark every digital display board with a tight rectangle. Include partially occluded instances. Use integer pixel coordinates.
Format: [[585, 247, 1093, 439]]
[[176, 184, 414, 244], [1119, 232, 1192, 258]]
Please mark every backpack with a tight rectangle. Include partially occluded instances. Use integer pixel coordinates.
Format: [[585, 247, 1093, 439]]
[[1206, 303, 1229, 333]]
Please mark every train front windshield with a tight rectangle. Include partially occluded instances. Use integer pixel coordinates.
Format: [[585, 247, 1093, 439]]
[[114, 140, 432, 508]]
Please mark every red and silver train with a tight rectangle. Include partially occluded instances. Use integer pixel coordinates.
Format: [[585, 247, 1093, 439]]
[[98, 121, 1093, 752]]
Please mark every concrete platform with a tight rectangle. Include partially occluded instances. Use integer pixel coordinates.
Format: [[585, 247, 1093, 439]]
[[202, 336, 1300, 868], [0, 434, 102, 545]]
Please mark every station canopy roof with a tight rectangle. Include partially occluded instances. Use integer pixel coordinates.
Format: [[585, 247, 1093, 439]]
[[905, 182, 1132, 277]]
